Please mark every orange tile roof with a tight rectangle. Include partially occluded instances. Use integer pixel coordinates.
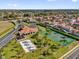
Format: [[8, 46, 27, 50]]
[[20, 26, 38, 34]]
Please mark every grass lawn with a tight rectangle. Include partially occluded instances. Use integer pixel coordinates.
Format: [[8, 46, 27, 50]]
[[1, 39, 78, 59], [1, 39, 26, 59], [53, 41, 79, 59], [0, 21, 14, 38], [1, 39, 59, 59]]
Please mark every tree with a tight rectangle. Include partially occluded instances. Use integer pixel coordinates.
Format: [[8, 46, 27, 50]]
[[60, 39, 68, 46], [41, 49, 52, 56], [50, 44, 59, 51], [0, 50, 2, 59], [10, 55, 16, 59], [31, 32, 39, 39], [23, 13, 30, 17]]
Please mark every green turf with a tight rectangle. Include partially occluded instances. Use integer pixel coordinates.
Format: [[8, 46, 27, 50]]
[[38, 25, 75, 46]]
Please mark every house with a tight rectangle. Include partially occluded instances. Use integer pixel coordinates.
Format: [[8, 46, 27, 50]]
[[19, 25, 38, 36]]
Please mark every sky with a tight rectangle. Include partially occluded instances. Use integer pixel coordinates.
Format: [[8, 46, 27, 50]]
[[0, 0, 79, 9]]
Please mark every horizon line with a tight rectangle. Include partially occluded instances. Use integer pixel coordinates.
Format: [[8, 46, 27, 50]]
[[0, 9, 79, 10]]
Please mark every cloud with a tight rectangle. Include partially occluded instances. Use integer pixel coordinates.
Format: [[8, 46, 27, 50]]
[[48, 0, 56, 2], [72, 0, 78, 2], [8, 4, 17, 7]]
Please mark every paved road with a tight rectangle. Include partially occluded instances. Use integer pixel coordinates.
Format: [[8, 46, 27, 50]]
[[0, 23, 21, 49], [0, 28, 17, 49], [64, 47, 79, 59], [75, 54, 79, 59], [0, 29, 14, 42]]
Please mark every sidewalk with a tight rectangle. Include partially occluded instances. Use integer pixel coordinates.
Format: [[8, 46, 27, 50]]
[[59, 44, 79, 59]]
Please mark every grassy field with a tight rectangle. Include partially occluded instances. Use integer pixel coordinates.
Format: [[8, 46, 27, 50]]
[[0, 21, 14, 38], [1, 39, 26, 59], [1, 38, 78, 59], [53, 41, 79, 59], [1, 39, 59, 59]]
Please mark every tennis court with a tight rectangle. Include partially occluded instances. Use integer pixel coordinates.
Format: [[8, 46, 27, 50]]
[[38, 25, 76, 46]]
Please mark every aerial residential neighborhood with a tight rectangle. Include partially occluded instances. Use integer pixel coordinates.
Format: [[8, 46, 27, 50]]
[[0, 0, 79, 59], [0, 10, 79, 59]]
